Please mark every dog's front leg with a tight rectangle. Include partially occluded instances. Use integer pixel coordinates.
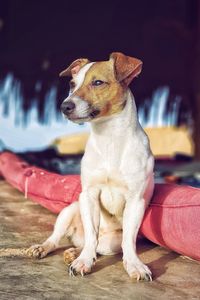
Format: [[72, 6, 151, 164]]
[[69, 187, 100, 276], [122, 193, 152, 281]]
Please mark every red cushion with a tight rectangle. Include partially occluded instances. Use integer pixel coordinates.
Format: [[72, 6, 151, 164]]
[[140, 184, 200, 261], [0, 151, 200, 261], [0, 152, 81, 212]]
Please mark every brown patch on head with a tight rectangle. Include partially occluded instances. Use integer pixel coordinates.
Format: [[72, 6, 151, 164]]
[[61, 52, 143, 121], [110, 52, 143, 86], [74, 60, 126, 118]]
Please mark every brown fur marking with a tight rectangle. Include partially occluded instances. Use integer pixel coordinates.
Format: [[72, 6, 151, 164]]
[[74, 60, 126, 118]]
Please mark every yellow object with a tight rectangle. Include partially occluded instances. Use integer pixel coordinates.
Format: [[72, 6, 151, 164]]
[[144, 127, 194, 157], [53, 132, 89, 155], [53, 126, 194, 157]]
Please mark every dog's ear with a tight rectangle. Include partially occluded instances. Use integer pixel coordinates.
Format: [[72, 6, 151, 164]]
[[59, 58, 90, 77], [110, 52, 143, 86]]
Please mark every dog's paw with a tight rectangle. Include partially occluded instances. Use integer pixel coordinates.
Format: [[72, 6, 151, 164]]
[[63, 247, 81, 265], [123, 258, 152, 281], [68, 255, 95, 277], [27, 243, 53, 259]]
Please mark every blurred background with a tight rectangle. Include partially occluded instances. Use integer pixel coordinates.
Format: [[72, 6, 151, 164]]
[[0, 0, 200, 185]]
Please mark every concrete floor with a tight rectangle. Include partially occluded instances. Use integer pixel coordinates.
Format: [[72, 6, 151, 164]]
[[0, 179, 200, 300]]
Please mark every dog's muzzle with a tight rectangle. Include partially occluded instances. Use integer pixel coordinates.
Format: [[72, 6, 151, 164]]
[[60, 101, 75, 116], [60, 97, 100, 122]]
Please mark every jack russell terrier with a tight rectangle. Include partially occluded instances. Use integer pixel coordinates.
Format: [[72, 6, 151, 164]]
[[28, 52, 155, 281]]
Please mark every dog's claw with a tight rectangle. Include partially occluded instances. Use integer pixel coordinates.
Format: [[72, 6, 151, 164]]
[[144, 273, 152, 282], [131, 270, 152, 282], [27, 245, 46, 259], [68, 263, 87, 277], [67, 257, 93, 277], [124, 258, 152, 282], [68, 264, 77, 277], [27, 242, 55, 259]]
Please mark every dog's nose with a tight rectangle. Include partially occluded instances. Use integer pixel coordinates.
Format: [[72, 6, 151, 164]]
[[61, 101, 75, 114]]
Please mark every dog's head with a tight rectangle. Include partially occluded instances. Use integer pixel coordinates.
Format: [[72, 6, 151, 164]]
[[60, 52, 142, 123]]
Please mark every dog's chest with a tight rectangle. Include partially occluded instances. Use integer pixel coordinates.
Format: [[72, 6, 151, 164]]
[[100, 183, 126, 219], [90, 169, 127, 219], [82, 136, 133, 218], [82, 123, 144, 218]]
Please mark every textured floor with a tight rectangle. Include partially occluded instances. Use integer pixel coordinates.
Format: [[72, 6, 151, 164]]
[[0, 179, 200, 300]]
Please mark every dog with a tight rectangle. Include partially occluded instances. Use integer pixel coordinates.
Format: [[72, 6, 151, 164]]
[[28, 52, 155, 281]]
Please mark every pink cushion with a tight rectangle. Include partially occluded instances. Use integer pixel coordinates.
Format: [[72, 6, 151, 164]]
[[0, 151, 200, 261], [0, 152, 81, 212], [140, 184, 200, 261]]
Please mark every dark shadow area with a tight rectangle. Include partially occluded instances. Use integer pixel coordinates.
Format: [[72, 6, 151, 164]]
[[149, 251, 180, 280], [18, 149, 83, 175]]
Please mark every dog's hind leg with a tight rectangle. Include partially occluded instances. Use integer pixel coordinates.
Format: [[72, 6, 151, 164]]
[[28, 202, 80, 259], [63, 247, 82, 266], [63, 207, 86, 265], [64, 229, 122, 267], [97, 230, 122, 256]]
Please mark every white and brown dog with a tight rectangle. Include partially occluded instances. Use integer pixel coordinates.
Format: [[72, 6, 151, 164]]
[[28, 52, 154, 281]]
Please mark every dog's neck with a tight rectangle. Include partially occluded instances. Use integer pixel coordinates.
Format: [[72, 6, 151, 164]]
[[90, 89, 138, 138]]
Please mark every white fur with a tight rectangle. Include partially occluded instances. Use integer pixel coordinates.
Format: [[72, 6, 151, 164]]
[[29, 65, 154, 281], [77, 90, 154, 279], [73, 62, 95, 92], [63, 63, 95, 119]]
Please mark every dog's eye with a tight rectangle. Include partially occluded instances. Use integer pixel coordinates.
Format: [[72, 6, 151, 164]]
[[92, 80, 104, 86]]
